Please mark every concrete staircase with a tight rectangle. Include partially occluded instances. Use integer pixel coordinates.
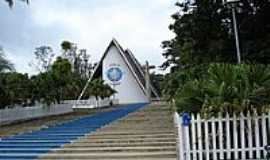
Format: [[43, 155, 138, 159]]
[[0, 103, 147, 160], [40, 103, 177, 160]]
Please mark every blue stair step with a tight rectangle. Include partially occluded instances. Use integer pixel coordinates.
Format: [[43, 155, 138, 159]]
[[0, 140, 71, 143], [0, 153, 39, 159], [0, 148, 50, 153], [3, 137, 79, 140], [0, 144, 61, 148], [0, 103, 148, 160]]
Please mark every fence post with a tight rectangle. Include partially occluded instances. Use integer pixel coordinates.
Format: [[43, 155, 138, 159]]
[[205, 118, 210, 160], [211, 117, 217, 160], [247, 111, 253, 158], [226, 113, 231, 159], [254, 110, 261, 158], [240, 112, 246, 159], [262, 112, 268, 158], [218, 112, 224, 160], [175, 112, 184, 160], [197, 113, 203, 160], [191, 114, 197, 160], [233, 113, 239, 159], [183, 115, 191, 160]]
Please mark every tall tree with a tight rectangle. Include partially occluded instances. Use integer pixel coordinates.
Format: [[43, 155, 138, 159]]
[[162, 0, 270, 71], [51, 57, 72, 104], [61, 41, 93, 78], [29, 46, 55, 73]]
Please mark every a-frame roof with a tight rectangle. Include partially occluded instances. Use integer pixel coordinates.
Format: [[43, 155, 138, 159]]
[[125, 49, 160, 98], [90, 38, 159, 99]]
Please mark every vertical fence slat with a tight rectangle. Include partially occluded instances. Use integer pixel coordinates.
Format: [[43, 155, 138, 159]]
[[211, 118, 217, 160], [247, 111, 253, 159], [226, 113, 231, 159], [254, 111, 261, 159], [218, 113, 224, 160], [197, 114, 203, 160], [175, 112, 184, 160], [262, 113, 267, 158], [205, 119, 210, 160], [240, 112, 246, 159], [191, 114, 197, 160], [184, 122, 191, 160], [233, 113, 239, 159]]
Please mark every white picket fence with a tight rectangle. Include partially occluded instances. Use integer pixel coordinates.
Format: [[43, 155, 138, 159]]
[[174, 111, 270, 160]]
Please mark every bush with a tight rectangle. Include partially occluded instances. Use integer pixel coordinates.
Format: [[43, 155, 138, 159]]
[[174, 63, 270, 116]]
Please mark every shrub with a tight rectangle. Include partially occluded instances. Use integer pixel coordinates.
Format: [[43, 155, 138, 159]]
[[174, 63, 270, 116]]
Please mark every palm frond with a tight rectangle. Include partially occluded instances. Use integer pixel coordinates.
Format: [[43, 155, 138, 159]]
[[4, 0, 29, 8]]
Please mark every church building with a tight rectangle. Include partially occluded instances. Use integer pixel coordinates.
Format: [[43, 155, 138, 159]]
[[90, 39, 159, 104]]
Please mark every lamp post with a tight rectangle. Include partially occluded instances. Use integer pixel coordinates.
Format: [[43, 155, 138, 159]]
[[224, 0, 241, 64]]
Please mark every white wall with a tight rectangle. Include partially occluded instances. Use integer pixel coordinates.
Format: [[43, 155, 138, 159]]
[[0, 103, 73, 125], [102, 45, 149, 104]]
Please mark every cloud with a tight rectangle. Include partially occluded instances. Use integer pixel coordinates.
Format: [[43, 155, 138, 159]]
[[0, 0, 176, 74]]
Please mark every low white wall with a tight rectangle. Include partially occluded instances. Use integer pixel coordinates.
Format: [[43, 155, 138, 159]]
[[72, 97, 115, 109], [0, 102, 74, 125]]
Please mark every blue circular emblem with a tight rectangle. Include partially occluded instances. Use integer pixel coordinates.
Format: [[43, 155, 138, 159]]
[[107, 67, 123, 82]]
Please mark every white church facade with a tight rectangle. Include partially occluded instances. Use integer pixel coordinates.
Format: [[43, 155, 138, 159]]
[[89, 39, 159, 104]]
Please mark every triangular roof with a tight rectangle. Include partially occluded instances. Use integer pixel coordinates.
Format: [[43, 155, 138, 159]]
[[90, 38, 159, 99], [124, 49, 160, 98]]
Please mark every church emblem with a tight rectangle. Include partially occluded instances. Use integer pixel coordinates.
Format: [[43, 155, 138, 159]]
[[107, 67, 123, 82]]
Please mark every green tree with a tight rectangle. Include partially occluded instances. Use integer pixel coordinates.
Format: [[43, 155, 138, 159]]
[[0, 47, 14, 72], [150, 73, 164, 96], [0, 72, 32, 108], [174, 63, 270, 115], [86, 79, 116, 101], [61, 41, 72, 52], [51, 57, 72, 104], [61, 41, 93, 78], [31, 57, 74, 105], [162, 0, 270, 70], [31, 72, 55, 106], [29, 46, 55, 73]]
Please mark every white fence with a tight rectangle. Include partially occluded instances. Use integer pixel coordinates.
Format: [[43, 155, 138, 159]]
[[0, 102, 74, 125], [175, 112, 270, 160], [72, 97, 118, 109]]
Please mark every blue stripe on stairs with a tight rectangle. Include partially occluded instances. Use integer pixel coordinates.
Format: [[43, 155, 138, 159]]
[[0, 103, 148, 160]]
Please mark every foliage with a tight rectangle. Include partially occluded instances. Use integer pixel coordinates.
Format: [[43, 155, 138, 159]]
[[173, 63, 270, 116], [30, 72, 55, 106], [50, 57, 73, 103], [150, 73, 164, 96], [0, 47, 14, 72], [162, 64, 208, 100], [0, 54, 113, 108], [60, 41, 93, 79], [29, 46, 55, 73], [4, 0, 29, 8], [0, 72, 32, 108], [86, 79, 116, 100], [162, 0, 270, 70], [161, 0, 270, 115], [61, 41, 72, 52]]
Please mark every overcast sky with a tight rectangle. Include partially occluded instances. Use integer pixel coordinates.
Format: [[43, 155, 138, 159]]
[[0, 0, 176, 74]]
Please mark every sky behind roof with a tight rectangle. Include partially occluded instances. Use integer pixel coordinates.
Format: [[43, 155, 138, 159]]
[[0, 0, 176, 74]]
